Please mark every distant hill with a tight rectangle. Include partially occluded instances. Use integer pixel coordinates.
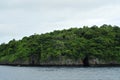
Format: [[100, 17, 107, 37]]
[[0, 24, 120, 66]]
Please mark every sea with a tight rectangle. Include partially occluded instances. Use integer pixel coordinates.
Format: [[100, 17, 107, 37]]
[[0, 65, 120, 80]]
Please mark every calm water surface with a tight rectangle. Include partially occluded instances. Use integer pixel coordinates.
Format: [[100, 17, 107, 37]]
[[0, 66, 120, 80]]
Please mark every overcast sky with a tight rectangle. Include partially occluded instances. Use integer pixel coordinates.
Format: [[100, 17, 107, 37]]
[[0, 0, 120, 43]]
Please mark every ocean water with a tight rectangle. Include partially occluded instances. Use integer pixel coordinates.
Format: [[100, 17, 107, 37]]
[[0, 66, 120, 80]]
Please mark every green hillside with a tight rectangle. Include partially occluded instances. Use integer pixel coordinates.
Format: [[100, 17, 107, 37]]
[[0, 24, 120, 66]]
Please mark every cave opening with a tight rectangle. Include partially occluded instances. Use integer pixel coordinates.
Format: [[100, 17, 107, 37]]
[[83, 55, 90, 67]]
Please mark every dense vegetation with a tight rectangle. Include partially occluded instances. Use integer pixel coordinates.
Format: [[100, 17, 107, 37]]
[[0, 24, 120, 65]]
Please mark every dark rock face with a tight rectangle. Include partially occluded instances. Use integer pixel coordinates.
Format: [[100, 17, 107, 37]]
[[29, 54, 40, 65]]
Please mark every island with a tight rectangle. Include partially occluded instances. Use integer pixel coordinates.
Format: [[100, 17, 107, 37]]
[[0, 24, 120, 67]]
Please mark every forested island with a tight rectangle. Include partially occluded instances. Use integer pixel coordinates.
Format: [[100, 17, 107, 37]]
[[0, 24, 120, 66]]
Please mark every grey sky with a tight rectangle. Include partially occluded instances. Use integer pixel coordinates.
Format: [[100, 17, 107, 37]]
[[0, 0, 120, 43]]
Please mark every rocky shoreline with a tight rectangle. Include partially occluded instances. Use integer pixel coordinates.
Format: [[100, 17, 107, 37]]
[[0, 63, 120, 67], [0, 57, 119, 67]]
